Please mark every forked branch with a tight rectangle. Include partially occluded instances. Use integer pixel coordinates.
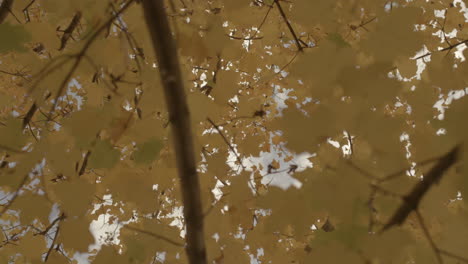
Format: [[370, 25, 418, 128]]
[[27, 0, 135, 117]]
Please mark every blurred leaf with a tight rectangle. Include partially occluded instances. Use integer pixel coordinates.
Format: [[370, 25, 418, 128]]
[[51, 178, 95, 216], [133, 137, 163, 165], [89, 139, 120, 169], [58, 216, 94, 252], [328, 33, 350, 48], [0, 23, 31, 53], [0, 118, 28, 151]]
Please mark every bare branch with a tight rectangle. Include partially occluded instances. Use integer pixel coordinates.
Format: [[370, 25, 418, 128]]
[[414, 39, 468, 61], [207, 117, 244, 168], [44, 218, 62, 262], [78, 150, 91, 176], [380, 145, 460, 233], [228, 4, 273, 41], [0, 0, 14, 24], [123, 225, 185, 247], [25, 0, 136, 116], [438, 249, 468, 263], [34, 213, 66, 236], [141, 1, 207, 263], [273, 0, 303, 51], [22, 0, 36, 23], [226, 34, 263, 40], [58, 12, 82, 51], [0, 174, 29, 217], [0, 144, 23, 154], [415, 210, 444, 264]]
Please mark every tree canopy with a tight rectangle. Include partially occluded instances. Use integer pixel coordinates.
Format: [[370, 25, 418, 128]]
[[0, 0, 467, 263]]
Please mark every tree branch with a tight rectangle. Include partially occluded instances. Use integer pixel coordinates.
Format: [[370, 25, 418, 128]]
[[123, 225, 184, 247], [0, 174, 29, 217], [274, 0, 303, 51], [207, 117, 244, 168], [380, 145, 460, 233], [58, 11, 82, 51], [438, 249, 468, 263], [0, 0, 14, 24], [34, 212, 66, 236], [44, 218, 62, 262], [22, 0, 36, 23], [26, 0, 135, 116], [415, 210, 443, 264], [78, 150, 91, 176], [141, 1, 207, 263], [414, 39, 468, 61]]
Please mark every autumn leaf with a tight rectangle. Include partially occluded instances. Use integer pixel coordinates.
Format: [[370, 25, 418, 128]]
[[88, 139, 120, 169]]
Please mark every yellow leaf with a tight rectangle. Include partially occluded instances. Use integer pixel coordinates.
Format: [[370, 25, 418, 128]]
[[51, 177, 95, 216], [58, 216, 94, 252], [361, 7, 424, 61]]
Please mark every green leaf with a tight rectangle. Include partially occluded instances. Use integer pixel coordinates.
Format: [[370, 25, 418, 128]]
[[133, 137, 163, 165], [88, 140, 120, 169], [327, 32, 350, 48], [0, 23, 31, 53]]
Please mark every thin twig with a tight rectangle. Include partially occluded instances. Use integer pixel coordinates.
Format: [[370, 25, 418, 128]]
[[415, 210, 444, 264], [123, 225, 184, 247], [34, 213, 66, 236], [27, 123, 38, 142], [255, 51, 299, 85], [438, 249, 468, 263], [228, 4, 273, 41], [203, 192, 230, 217], [0, 144, 23, 154], [42, 0, 135, 116], [273, 0, 303, 51], [0, 69, 30, 81], [22, 0, 36, 23], [227, 34, 263, 40], [414, 39, 468, 61], [371, 183, 402, 198], [28, 55, 72, 92], [0, 174, 29, 217], [207, 117, 244, 168], [111, 6, 144, 72], [347, 161, 380, 181], [44, 220, 62, 262], [367, 187, 378, 233], [379, 155, 447, 183]]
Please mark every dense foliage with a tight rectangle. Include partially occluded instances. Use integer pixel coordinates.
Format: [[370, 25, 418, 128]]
[[0, 0, 467, 263]]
